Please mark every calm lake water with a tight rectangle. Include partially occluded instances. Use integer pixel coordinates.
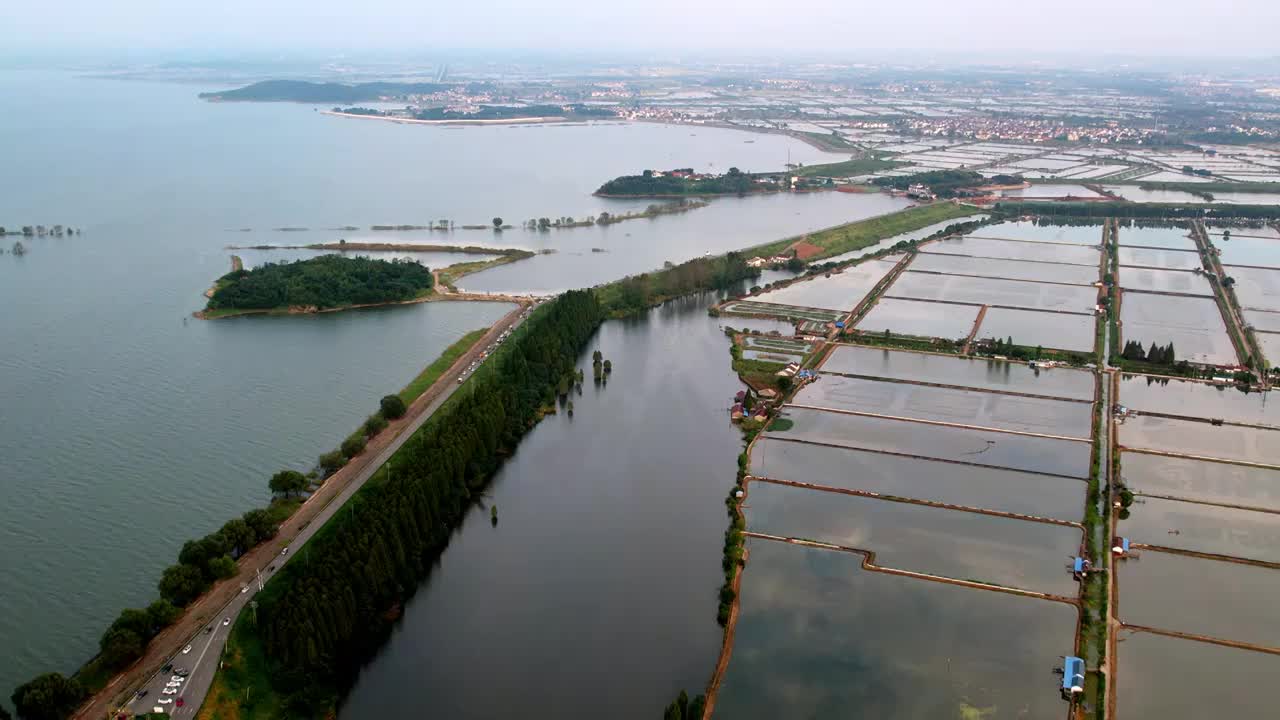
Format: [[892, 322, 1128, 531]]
[[340, 294, 744, 719], [715, 538, 1077, 720], [0, 68, 910, 699]]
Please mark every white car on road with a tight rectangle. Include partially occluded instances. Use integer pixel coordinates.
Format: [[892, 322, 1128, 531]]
[[182, 644, 192, 654]]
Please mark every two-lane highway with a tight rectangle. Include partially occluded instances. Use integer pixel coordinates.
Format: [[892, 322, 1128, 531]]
[[108, 302, 534, 718]]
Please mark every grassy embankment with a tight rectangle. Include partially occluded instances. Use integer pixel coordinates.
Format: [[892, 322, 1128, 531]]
[[434, 251, 535, 291], [792, 131, 860, 152], [1079, 383, 1109, 720], [994, 200, 1280, 220], [1132, 180, 1280, 194], [746, 202, 982, 261], [790, 156, 902, 178]]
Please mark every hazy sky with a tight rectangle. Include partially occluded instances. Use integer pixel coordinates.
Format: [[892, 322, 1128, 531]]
[[4, 0, 1279, 58]]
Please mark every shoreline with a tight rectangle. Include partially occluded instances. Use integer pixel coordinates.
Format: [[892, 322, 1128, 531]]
[[593, 189, 784, 200], [195, 290, 527, 320], [321, 110, 569, 126], [228, 241, 531, 255]]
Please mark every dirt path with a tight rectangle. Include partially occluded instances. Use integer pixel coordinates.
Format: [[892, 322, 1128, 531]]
[[74, 303, 529, 720]]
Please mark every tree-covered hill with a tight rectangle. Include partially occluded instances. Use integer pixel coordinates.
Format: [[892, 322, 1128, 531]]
[[205, 255, 433, 312]]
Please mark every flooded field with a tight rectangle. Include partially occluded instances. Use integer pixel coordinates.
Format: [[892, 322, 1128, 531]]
[[742, 348, 804, 364], [1224, 265, 1280, 311], [1118, 267, 1213, 295], [1115, 630, 1278, 720], [923, 236, 1101, 265], [820, 344, 1096, 400], [976, 306, 1098, 353], [1256, 331, 1280, 366], [1114, 225, 1196, 250], [751, 437, 1086, 520], [744, 481, 1082, 595], [1122, 451, 1280, 511], [887, 271, 1099, 313], [975, 220, 1105, 245], [714, 539, 1078, 720], [1115, 246, 1202, 270], [750, 259, 899, 311], [906, 253, 1100, 285], [1210, 226, 1280, 241], [771, 407, 1091, 477], [1119, 292, 1237, 365], [1216, 235, 1280, 269], [1120, 415, 1280, 467], [856, 297, 978, 339], [743, 337, 811, 357], [1118, 550, 1280, 648], [1117, 374, 1279, 425], [791, 375, 1092, 438], [1120, 495, 1280, 563], [1244, 310, 1280, 332]]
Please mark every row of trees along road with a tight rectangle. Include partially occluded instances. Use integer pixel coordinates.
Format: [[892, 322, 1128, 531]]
[[254, 290, 604, 714]]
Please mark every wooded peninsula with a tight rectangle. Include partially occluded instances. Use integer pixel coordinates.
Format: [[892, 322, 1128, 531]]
[[202, 255, 434, 318]]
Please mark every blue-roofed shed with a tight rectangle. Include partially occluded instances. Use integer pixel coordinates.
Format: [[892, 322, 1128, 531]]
[[1062, 656, 1084, 693]]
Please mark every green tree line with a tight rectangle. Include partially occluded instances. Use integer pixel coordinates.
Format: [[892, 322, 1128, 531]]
[[1121, 340, 1176, 365], [596, 251, 760, 317], [252, 290, 603, 713], [872, 169, 987, 197], [994, 200, 1280, 220], [597, 167, 757, 196], [207, 255, 432, 312]]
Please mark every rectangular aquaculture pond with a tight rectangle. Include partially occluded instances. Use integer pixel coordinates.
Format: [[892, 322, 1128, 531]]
[[1115, 629, 1279, 720], [975, 307, 1098, 353], [856, 297, 979, 340], [1118, 494, 1280, 563], [922, 236, 1101, 265], [713, 539, 1079, 720], [769, 407, 1092, 478], [1122, 451, 1280, 512], [790, 375, 1092, 438], [1120, 415, 1280, 467], [1116, 246, 1202, 270], [886, 271, 1099, 313], [750, 437, 1086, 521], [1118, 267, 1214, 296], [906, 253, 1100, 285], [1119, 292, 1237, 366], [820, 344, 1096, 400], [743, 480, 1082, 596], [1118, 550, 1280, 648], [750, 259, 900, 311]]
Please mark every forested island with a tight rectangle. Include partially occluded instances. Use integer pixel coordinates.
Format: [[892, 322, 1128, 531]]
[[202, 255, 433, 318], [596, 167, 769, 197]]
